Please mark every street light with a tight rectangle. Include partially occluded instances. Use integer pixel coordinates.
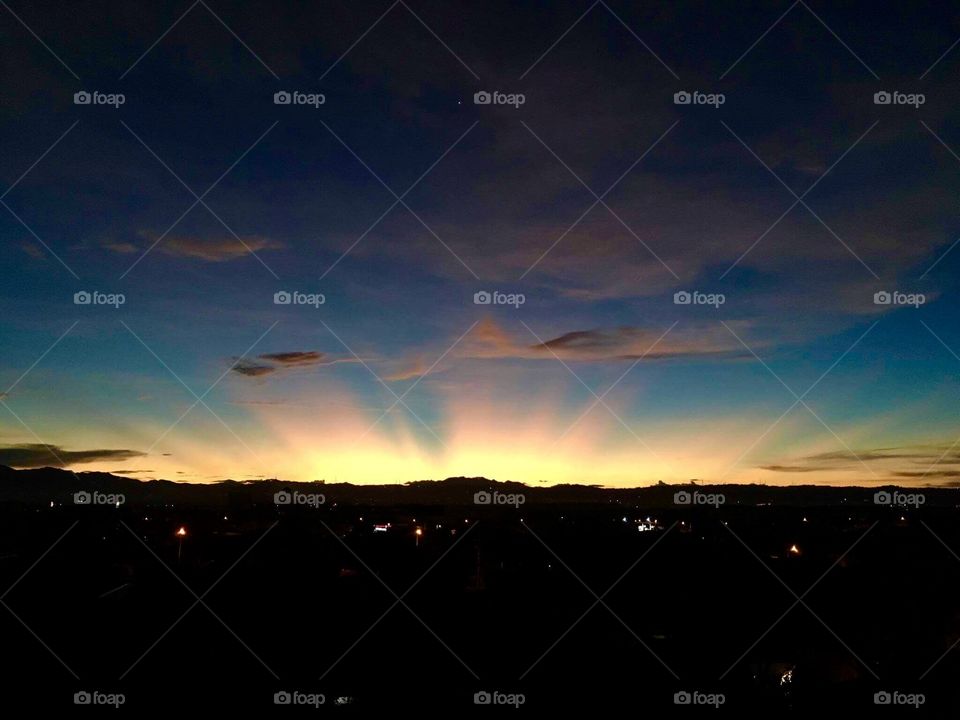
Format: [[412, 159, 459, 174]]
[[176, 526, 187, 561], [415, 527, 423, 547]]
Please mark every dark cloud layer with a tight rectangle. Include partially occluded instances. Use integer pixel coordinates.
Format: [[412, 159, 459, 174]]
[[0, 444, 145, 469]]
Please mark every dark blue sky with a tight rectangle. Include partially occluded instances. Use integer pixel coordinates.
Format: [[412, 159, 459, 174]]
[[2, 0, 960, 485]]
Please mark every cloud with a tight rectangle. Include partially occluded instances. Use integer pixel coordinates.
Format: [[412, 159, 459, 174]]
[[21, 243, 45, 259], [259, 351, 326, 365], [760, 444, 960, 483], [759, 465, 823, 473], [464, 318, 749, 362], [103, 241, 139, 254], [230, 351, 358, 378], [231, 360, 276, 377], [105, 235, 284, 262], [384, 357, 431, 382], [0, 444, 145, 469]]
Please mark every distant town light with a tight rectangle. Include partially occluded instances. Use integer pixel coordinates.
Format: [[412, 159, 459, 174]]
[[788, 544, 800, 555]]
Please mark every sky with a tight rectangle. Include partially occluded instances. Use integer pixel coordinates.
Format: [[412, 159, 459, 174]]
[[2, 0, 960, 486]]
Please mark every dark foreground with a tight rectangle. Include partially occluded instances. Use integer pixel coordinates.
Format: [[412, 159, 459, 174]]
[[1, 473, 957, 713]]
